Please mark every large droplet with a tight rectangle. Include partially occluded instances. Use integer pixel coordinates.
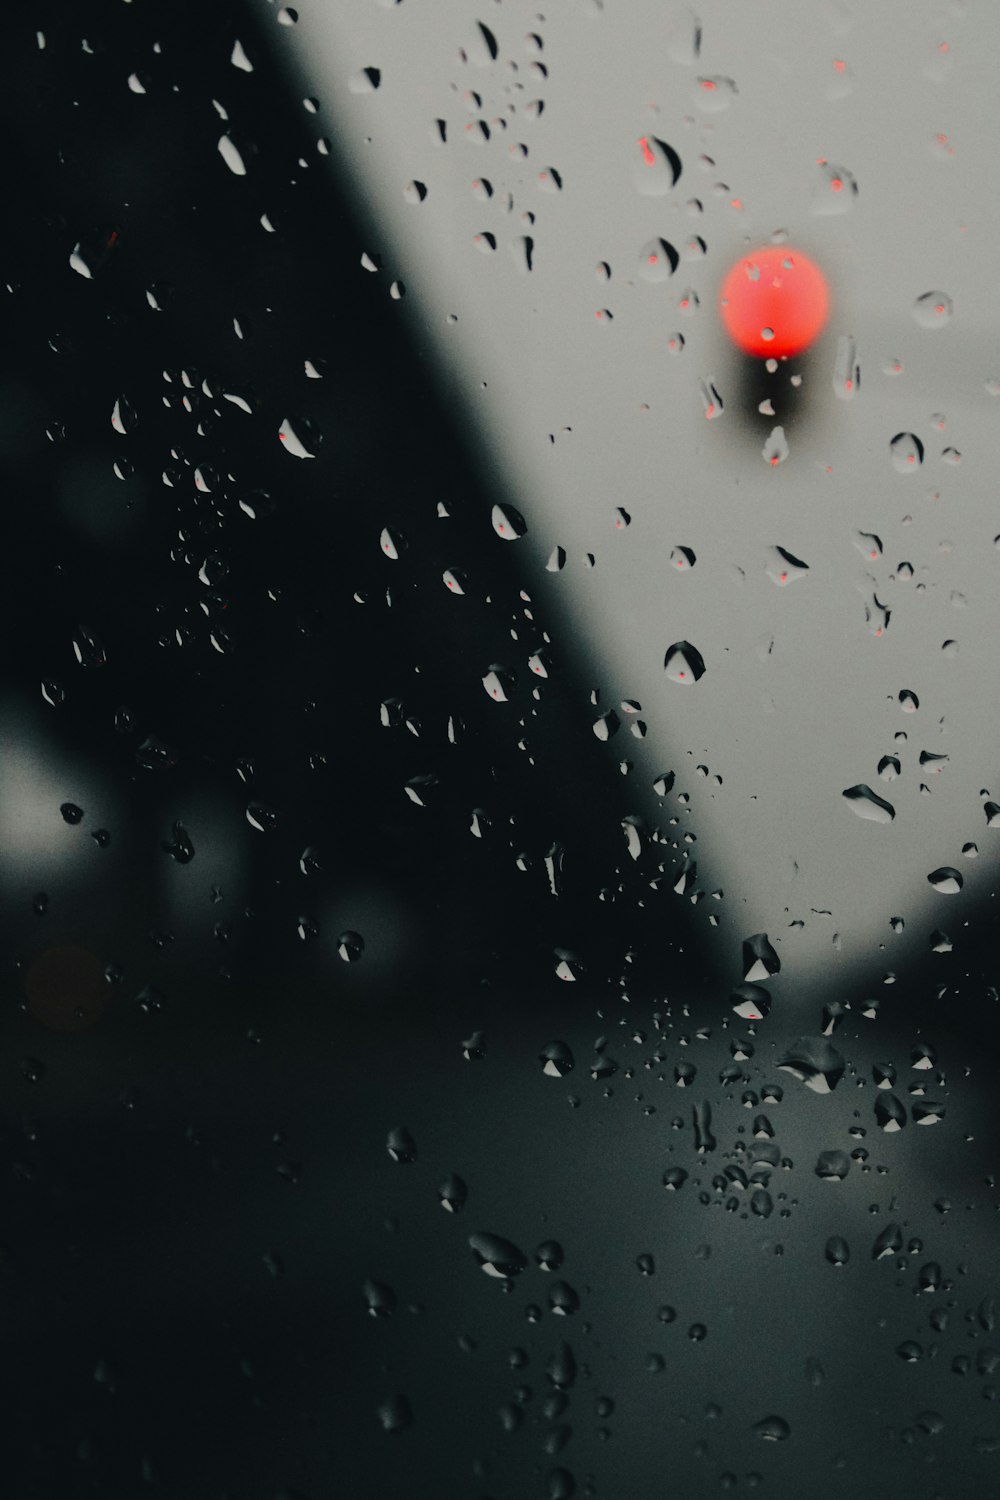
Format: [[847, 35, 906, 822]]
[[664, 640, 706, 684], [776, 1037, 844, 1093], [491, 503, 527, 540], [278, 415, 321, 459], [742, 932, 780, 982], [731, 984, 771, 1020], [927, 866, 962, 894], [842, 785, 895, 824], [469, 1232, 528, 1279], [539, 1040, 574, 1077]]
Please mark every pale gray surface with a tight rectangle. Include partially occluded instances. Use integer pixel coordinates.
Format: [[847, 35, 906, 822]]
[[260, 0, 1000, 991]]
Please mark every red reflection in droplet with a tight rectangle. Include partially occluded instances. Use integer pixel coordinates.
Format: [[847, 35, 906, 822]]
[[719, 246, 830, 360]]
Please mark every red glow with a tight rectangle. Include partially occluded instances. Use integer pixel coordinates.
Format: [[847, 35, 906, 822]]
[[719, 246, 829, 359], [833, 59, 846, 72], [638, 136, 655, 167], [831, 178, 843, 192]]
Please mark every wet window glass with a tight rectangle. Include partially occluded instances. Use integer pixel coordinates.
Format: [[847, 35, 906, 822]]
[[4, 0, 1000, 1494]]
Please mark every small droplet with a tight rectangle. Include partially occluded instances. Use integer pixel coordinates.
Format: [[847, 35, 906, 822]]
[[913, 291, 953, 329], [639, 237, 679, 282], [633, 136, 683, 195]]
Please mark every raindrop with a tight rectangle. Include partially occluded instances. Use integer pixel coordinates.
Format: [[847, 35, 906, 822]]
[[386, 1125, 417, 1163], [483, 665, 515, 702], [349, 66, 382, 94], [338, 931, 365, 962], [927, 866, 962, 894], [742, 933, 780, 982], [469, 1232, 528, 1279], [491, 503, 527, 540], [765, 546, 808, 585], [815, 1150, 850, 1180], [776, 1037, 844, 1093], [161, 820, 195, 863], [842, 785, 895, 824], [632, 136, 682, 195], [639, 238, 679, 282], [664, 640, 706, 685], [874, 1093, 907, 1132], [540, 1040, 574, 1077], [278, 415, 321, 459], [379, 527, 407, 560], [872, 1222, 902, 1260], [60, 802, 84, 825], [364, 1279, 397, 1317], [913, 291, 953, 329], [245, 802, 278, 832], [731, 984, 771, 1020], [890, 432, 924, 472], [217, 135, 248, 176], [695, 76, 738, 111], [535, 1240, 565, 1271], [762, 427, 789, 466], [377, 1394, 412, 1433], [825, 1236, 850, 1266], [812, 162, 858, 215], [439, 1174, 468, 1212], [753, 1415, 790, 1442]]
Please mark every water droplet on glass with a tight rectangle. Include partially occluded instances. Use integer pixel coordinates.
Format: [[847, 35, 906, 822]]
[[765, 546, 808, 585], [633, 136, 682, 195], [695, 76, 738, 111], [825, 1235, 850, 1266], [639, 238, 679, 282], [664, 640, 706, 685], [753, 1415, 790, 1442], [776, 1037, 844, 1093], [927, 866, 962, 894], [842, 784, 895, 824], [349, 66, 381, 94], [913, 291, 953, 329], [217, 135, 248, 176], [743, 932, 780, 982], [540, 1040, 574, 1077], [889, 432, 923, 472], [337, 931, 365, 963], [731, 984, 771, 1021], [469, 1232, 528, 1279], [439, 1173, 468, 1212], [377, 1394, 412, 1433], [762, 427, 789, 466], [491, 503, 527, 540], [812, 162, 857, 215], [278, 415, 320, 459], [386, 1125, 417, 1164], [161, 820, 195, 863], [364, 1279, 397, 1317]]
